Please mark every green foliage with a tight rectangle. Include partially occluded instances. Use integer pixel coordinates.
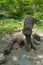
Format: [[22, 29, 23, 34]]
[[0, 0, 34, 19], [0, 0, 43, 19], [0, 19, 23, 34], [0, 0, 43, 34]]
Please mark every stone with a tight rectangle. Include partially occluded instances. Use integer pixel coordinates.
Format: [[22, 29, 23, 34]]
[[16, 57, 35, 65], [0, 53, 6, 64], [17, 38, 25, 47], [33, 33, 41, 41], [34, 39, 40, 45]]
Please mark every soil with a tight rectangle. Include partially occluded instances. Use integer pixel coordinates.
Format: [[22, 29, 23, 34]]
[[0, 31, 43, 65]]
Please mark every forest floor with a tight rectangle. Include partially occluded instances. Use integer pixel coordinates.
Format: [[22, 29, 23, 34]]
[[0, 31, 43, 65]]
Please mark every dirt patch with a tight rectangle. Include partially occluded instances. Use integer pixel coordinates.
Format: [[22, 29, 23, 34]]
[[0, 32, 43, 65]]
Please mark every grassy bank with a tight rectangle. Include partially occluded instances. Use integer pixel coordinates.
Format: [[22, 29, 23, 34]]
[[0, 19, 23, 34], [0, 19, 43, 34], [33, 22, 43, 33]]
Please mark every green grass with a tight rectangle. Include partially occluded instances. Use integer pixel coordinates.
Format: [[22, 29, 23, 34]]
[[33, 23, 43, 33], [0, 19, 43, 34], [0, 19, 23, 34]]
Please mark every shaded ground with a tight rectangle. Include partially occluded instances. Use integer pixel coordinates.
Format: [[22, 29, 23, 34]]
[[0, 31, 43, 65]]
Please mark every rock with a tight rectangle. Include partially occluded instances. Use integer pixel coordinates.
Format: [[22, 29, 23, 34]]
[[17, 38, 25, 47], [0, 53, 6, 64], [16, 57, 35, 65], [34, 39, 40, 45], [33, 33, 41, 41], [12, 56, 18, 62]]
